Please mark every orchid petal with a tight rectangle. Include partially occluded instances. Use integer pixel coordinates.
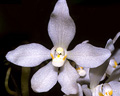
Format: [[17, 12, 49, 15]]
[[109, 81, 120, 96], [112, 49, 120, 64], [31, 62, 58, 92], [58, 60, 79, 95], [106, 64, 115, 75], [105, 32, 120, 52], [105, 39, 115, 52], [48, 0, 75, 49], [64, 84, 83, 96], [6, 43, 51, 67], [77, 84, 83, 96], [112, 32, 120, 44], [67, 43, 111, 68], [106, 66, 120, 82], [82, 85, 92, 96], [90, 60, 109, 89]]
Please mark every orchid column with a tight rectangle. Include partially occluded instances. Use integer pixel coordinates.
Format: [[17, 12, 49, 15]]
[[6, 0, 111, 95]]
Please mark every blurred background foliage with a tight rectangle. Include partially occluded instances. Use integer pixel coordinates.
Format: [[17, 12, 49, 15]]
[[0, 0, 120, 96]]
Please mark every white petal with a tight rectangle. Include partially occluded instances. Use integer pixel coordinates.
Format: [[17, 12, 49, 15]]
[[82, 85, 92, 96], [64, 84, 83, 96], [67, 43, 111, 68], [58, 60, 79, 95], [106, 64, 115, 75], [109, 81, 120, 96], [82, 40, 89, 44], [48, 0, 76, 49], [112, 49, 120, 64], [77, 84, 83, 96], [112, 32, 120, 44], [106, 66, 120, 82], [6, 43, 51, 67], [31, 62, 58, 92], [105, 39, 115, 52], [105, 32, 120, 52], [90, 61, 109, 89]]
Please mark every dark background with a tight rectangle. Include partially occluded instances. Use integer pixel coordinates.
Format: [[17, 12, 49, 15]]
[[0, 0, 120, 96]]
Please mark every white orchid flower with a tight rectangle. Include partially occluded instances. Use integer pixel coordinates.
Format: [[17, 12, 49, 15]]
[[79, 32, 120, 96], [5, 0, 111, 95], [106, 49, 120, 75], [88, 32, 120, 89], [88, 63, 120, 96], [76, 32, 120, 87], [91, 66, 120, 96], [81, 66, 120, 96], [105, 32, 120, 75], [105, 32, 120, 52]]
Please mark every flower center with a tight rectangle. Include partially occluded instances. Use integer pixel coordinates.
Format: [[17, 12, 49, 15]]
[[76, 67, 86, 77], [50, 47, 67, 67], [109, 59, 118, 68], [94, 83, 113, 96]]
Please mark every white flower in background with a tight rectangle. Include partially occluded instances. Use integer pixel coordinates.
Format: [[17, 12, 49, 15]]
[[76, 32, 120, 96], [92, 83, 113, 96], [91, 66, 120, 96], [87, 32, 120, 91], [5, 0, 111, 95], [106, 49, 120, 75], [74, 32, 120, 87], [76, 34, 120, 85], [105, 32, 120, 52], [83, 64, 120, 96], [105, 32, 120, 75]]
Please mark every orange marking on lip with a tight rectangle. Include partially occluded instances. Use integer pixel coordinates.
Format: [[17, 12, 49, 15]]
[[98, 92, 104, 96], [50, 53, 54, 59], [76, 67, 83, 71], [113, 60, 118, 68], [63, 55, 67, 60], [109, 90, 113, 95]]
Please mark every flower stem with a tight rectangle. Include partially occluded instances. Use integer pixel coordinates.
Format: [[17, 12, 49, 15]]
[[21, 67, 30, 96], [5, 67, 18, 96]]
